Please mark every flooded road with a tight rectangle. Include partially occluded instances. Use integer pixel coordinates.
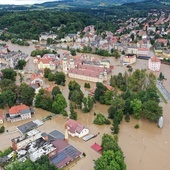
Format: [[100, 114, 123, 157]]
[[0, 42, 170, 170]]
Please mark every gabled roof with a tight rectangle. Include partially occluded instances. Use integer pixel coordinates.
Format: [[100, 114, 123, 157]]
[[38, 58, 53, 64], [66, 119, 85, 134], [9, 104, 29, 115], [150, 56, 160, 62], [30, 73, 42, 81]]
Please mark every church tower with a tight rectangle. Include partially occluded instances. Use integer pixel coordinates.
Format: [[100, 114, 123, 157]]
[[62, 57, 68, 74]]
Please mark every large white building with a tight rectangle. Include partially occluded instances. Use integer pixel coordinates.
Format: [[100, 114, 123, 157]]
[[148, 56, 161, 71], [62, 56, 112, 83]]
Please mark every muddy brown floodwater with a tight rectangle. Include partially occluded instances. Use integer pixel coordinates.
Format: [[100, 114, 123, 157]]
[[0, 41, 170, 170]]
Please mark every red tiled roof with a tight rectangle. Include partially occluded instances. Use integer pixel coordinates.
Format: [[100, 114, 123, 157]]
[[66, 119, 85, 134], [138, 48, 149, 51], [150, 56, 160, 62], [38, 58, 52, 64], [9, 104, 29, 115], [69, 68, 101, 78], [30, 73, 42, 81]]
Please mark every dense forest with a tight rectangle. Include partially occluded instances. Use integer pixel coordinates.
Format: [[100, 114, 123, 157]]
[[0, 0, 169, 40]]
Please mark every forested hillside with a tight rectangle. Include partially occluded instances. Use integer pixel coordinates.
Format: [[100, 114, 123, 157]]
[[0, 0, 169, 40]]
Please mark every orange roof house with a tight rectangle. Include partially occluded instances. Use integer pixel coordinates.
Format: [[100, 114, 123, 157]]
[[7, 104, 33, 122], [9, 104, 29, 115]]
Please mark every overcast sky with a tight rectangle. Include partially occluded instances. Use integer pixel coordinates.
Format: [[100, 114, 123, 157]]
[[0, 0, 57, 5]]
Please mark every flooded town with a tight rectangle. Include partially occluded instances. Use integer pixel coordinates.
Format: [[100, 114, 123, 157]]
[[0, 40, 169, 170]]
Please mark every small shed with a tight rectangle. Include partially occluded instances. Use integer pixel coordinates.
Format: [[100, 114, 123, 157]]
[[91, 143, 102, 153]]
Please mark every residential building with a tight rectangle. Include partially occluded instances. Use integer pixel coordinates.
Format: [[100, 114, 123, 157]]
[[30, 73, 43, 86], [39, 32, 57, 41], [127, 46, 138, 55], [66, 119, 89, 138], [38, 58, 56, 70], [121, 54, 137, 65], [11, 129, 41, 150], [137, 48, 149, 56], [6, 104, 34, 122], [162, 50, 170, 58], [148, 56, 161, 71], [65, 34, 77, 42]]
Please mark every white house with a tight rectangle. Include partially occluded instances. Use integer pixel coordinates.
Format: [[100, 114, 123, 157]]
[[148, 56, 161, 71], [66, 119, 89, 138]]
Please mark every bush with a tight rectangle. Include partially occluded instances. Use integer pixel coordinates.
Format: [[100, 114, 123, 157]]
[[134, 124, 139, 129], [0, 147, 13, 157], [125, 113, 130, 122], [84, 83, 91, 88], [93, 113, 111, 125], [0, 126, 5, 133]]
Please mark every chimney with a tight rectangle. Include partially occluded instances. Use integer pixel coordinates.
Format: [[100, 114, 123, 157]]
[[64, 124, 68, 142]]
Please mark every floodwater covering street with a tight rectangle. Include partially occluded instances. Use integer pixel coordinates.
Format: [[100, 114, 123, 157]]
[[0, 41, 170, 170]]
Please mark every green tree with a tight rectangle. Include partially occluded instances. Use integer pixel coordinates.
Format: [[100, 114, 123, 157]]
[[6, 155, 58, 170], [130, 99, 142, 119], [94, 150, 126, 170], [35, 89, 53, 111], [15, 60, 26, 70], [68, 80, 80, 91], [93, 113, 110, 125], [48, 72, 55, 81], [51, 86, 61, 98], [0, 79, 15, 91], [142, 100, 162, 122], [69, 102, 77, 120], [1, 68, 17, 81], [44, 68, 51, 78], [94, 82, 107, 102], [2, 90, 16, 107], [52, 94, 67, 115], [108, 97, 125, 119], [54, 72, 66, 85], [70, 49, 76, 56], [125, 113, 130, 122], [19, 83, 35, 106], [82, 96, 94, 113]]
